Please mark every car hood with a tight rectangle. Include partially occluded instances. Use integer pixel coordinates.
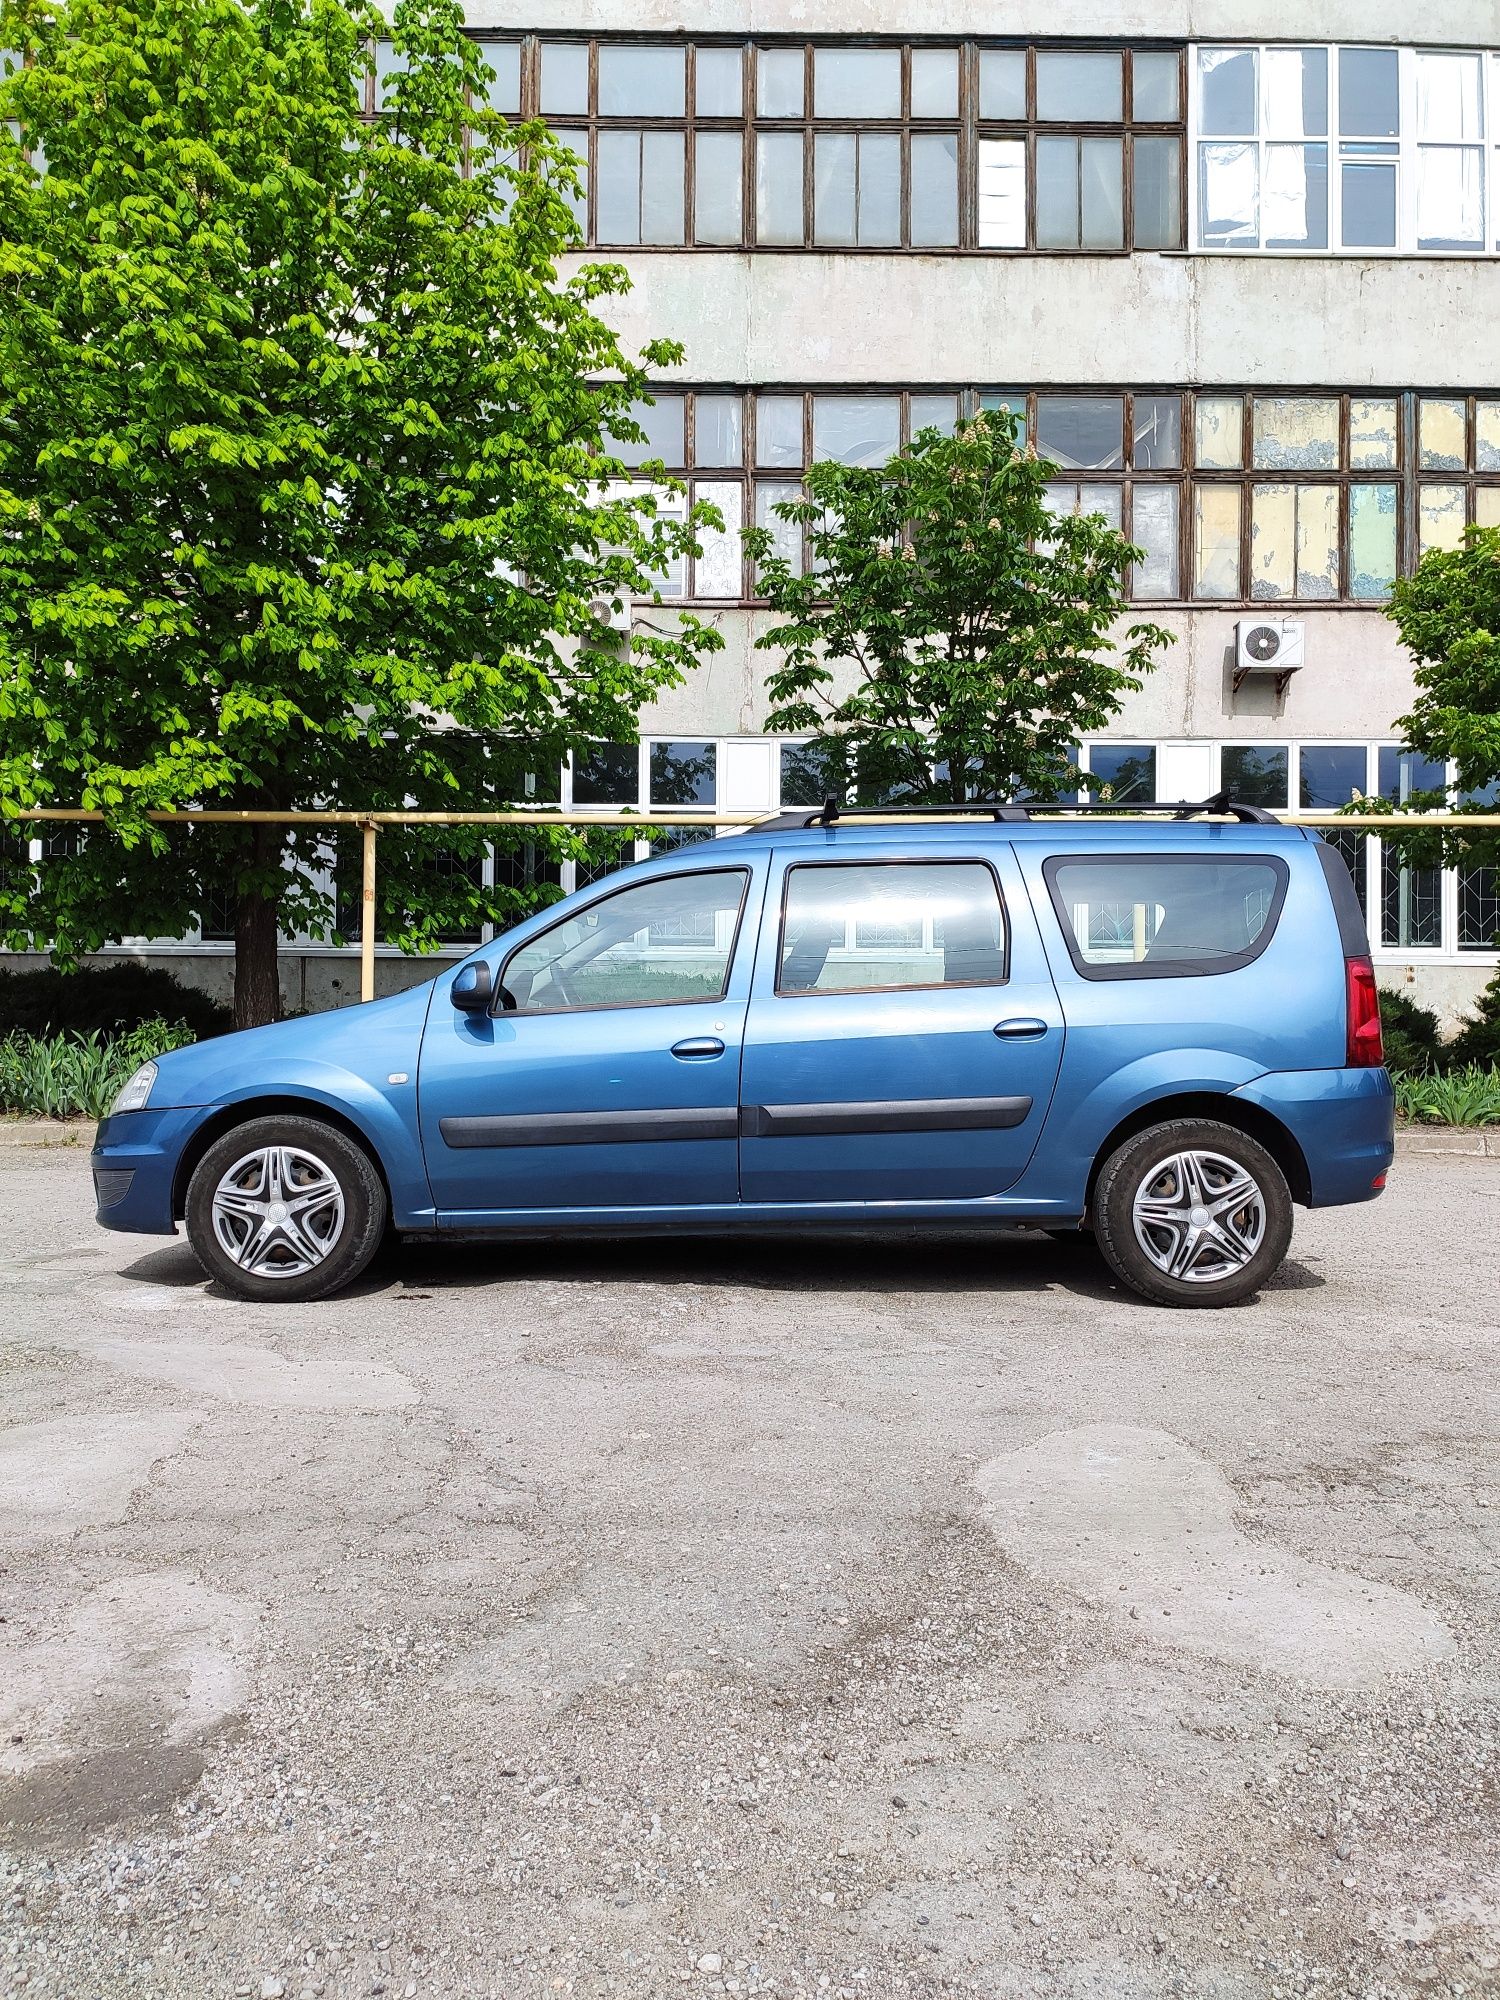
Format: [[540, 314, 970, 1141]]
[[143, 979, 438, 1108]]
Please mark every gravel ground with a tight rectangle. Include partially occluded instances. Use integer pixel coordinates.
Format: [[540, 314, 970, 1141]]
[[1, 1137, 1498, 2000]]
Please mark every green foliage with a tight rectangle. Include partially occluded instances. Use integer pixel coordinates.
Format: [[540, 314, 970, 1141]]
[[0, 961, 232, 1039], [742, 410, 1171, 805], [1393, 1065, 1500, 1129], [0, 1019, 195, 1118], [1447, 966, 1500, 1070], [0, 0, 721, 1026], [1376, 987, 1445, 1076]]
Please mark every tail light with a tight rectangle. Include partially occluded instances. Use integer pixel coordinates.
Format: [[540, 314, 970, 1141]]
[[1345, 955, 1385, 1068]]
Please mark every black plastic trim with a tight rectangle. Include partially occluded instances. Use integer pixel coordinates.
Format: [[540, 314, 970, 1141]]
[[1313, 838, 1374, 956], [742, 1096, 1033, 1138], [439, 1108, 738, 1149]]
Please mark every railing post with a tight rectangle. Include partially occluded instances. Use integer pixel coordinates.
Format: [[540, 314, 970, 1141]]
[[359, 819, 378, 1004]]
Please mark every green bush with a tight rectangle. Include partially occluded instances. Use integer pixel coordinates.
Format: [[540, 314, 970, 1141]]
[[1377, 987, 1445, 1076], [1447, 967, 1500, 1071], [0, 963, 231, 1041], [0, 1019, 196, 1120], [1394, 1065, 1500, 1128]]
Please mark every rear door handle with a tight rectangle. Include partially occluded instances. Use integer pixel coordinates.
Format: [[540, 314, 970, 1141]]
[[993, 1017, 1049, 1039], [671, 1036, 726, 1060]]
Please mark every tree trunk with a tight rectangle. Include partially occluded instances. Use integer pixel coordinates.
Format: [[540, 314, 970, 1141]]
[[233, 826, 283, 1031]]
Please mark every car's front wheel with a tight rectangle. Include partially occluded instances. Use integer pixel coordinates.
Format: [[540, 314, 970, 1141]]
[[185, 1115, 387, 1302], [1092, 1118, 1293, 1308]]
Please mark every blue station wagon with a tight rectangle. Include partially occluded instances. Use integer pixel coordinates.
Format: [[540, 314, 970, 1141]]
[[91, 799, 1395, 1308]]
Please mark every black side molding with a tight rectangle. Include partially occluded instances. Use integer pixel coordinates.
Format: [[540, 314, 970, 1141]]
[[440, 1108, 738, 1149], [742, 1096, 1033, 1138]]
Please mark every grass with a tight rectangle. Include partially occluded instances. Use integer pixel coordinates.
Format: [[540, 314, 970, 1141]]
[[1393, 1065, 1500, 1129], [0, 1019, 195, 1120]]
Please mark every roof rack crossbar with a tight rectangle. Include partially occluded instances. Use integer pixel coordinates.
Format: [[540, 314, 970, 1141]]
[[756, 792, 1282, 831]]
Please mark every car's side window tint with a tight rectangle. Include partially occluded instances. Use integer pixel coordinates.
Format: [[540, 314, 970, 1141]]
[[777, 861, 1007, 995], [1042, 854, 1289, 980], [503, 869, 749, 1012]]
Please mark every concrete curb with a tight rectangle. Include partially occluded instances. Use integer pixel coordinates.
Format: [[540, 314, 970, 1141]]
[[0, 1118, 96, 1148]]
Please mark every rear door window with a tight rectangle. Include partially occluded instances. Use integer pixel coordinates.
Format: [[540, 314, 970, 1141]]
[[777, 861, 1007, 994], [1042, 854, 1289, 979]]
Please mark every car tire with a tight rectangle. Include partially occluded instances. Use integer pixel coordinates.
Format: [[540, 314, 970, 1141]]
[[1092, 1118, 1293, 1309], [185, 1115, 388, 1303]]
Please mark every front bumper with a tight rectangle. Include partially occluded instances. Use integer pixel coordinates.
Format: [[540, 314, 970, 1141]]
[[91, 1104, 210, 1235], [1232, 1065, 1395, 1208]]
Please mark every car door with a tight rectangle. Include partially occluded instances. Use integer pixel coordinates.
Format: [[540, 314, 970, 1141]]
[[418, 859, 763, 1221], [738, 844, 1064, 1205]]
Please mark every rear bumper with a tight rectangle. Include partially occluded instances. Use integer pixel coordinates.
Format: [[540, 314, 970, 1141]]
[[91, 1105, 207, 1235], [1232, 1066, 1395, 1207]]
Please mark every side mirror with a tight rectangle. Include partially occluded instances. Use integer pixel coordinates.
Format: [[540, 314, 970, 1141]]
[[450, 962, 493, 1013]]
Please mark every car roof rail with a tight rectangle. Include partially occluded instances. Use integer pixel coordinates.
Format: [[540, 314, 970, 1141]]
[[752, 790, 1282, 831]]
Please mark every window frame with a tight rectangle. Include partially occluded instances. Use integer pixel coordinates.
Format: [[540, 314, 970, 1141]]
[[1040, 851, 1291, 981], [773, 856, 1012, 998]]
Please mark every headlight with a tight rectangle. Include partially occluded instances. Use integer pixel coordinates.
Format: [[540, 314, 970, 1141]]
[[110, 1061, 158, 1115]]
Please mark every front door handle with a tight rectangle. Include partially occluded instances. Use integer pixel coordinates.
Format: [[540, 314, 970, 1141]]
[[671, 1036, 726, 1060], [993, 1017, 1049, 1039]]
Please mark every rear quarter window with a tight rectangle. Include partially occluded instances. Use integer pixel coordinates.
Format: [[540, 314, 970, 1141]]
[[1041, 853, 1290, 980]]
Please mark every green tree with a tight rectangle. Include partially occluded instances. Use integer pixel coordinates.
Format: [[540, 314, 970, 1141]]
[[742, 410, 1171, 806], [0, 0, 720, 1027]]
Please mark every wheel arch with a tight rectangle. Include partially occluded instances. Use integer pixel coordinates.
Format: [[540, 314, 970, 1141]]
[[172, 1096, 394, 1221], [1084, 1092, 1312, 1215]]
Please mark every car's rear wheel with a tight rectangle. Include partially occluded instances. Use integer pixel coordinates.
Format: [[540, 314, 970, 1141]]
[[185, 1115, 387, 1302], [1092, 1118, 1292, 1308]]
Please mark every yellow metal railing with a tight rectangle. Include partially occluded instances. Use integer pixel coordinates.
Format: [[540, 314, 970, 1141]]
[[10, 806, 1500, 1003]]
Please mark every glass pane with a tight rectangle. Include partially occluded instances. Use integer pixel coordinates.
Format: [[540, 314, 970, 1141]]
[[755, 131, 804, 243], [813, 396, 900, 467], [696, 46, 743, 117], [550, 130, 588, 228], [1198, 141, 1258, 246], [1457, 864, 1500, 948], [1037, 396, 1124, 471], [1049, 856, 1282, 970], [1036, 51, 1121, 123], [1222, 745, 1289, 809], [691, 481, 744, 598], [1133, 135, 1182, 248], [609, 395, 685, 466], [910, 394, 959, 438], [813, 47, 899, 119], [1251, 484, 1337, 600], [1341, 160, 1397, 249], [507, 870, 746, 1012], [1475, 403, 1500, 471], [573, 743, 639, 805], [597, 46, 684, 118], [640, 130, 686, 244], [1476, 487, 1500, 528], [1379, 747, 1447, 800], [779, 863, 1004, 996], [1130, 484, 1179, 596], [1420, 399, 1467, 470], [911, 48, 960, 119], [694, 131, 743, 244], [476, 44, 521, 113], [1339, 48, 1399, 137], [757, 47, 803, 118], [1349, 484, 1398, 599], [1263, 48, 1327, 137], [1036, 135, 1080, 247], [1077, 483, 1124, 529], [1193, 485, 1242, 597], [1419, 483, 1467, 555], [779, 741, 839, 808], [1080, 137, 1124, 248], [650, 741, 717, 805], [1299, 745, 1367, 809], [756, 396, 804, 469], [1381, 849, 1442, 949], [1345, 400, 1397, 472], [1133, 395, 1181, 468], [979, 49, 1025, 121], [595, 131, 640, 242], [1418, 146, 1484, 249], [1195, 394, 1244, 469], [1132, 51, 1179, 122], [1087, 744, 1157, 802], [755, 481, 802, 577], [1416, 51, 1484, 141], [1253, 397, 1339, 471], [813, 132, 856, 245], [910, 132, 960, 245], [694, 395, 743, 467], [540, 42, 589, 115], [977, 139, 1027, 247], [857, 132, 901, 245], [1198, 48, 1257, 135], [1264, 142, 1328, 249]]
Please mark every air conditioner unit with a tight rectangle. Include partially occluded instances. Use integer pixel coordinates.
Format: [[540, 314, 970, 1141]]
[[586, 592, 632, 636], [1236, 618, 1305, 674]]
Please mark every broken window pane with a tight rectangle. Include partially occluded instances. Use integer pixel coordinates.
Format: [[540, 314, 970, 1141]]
[[755, 481, 803, 579], [1349, 399, 1399, 471], [1133, 396, 1181, 469], [910, 394, 959, 438], [813, 47, 900, 119], [757, 47, 803, 118], [911, 49, 959, 119], [1132, 51, 1179, 122], [540, 42, 589, 115], [1475, 403, 1500, 471], [911, 134, 959, 245], [1193, 485, 1242, 597], [1263, 48, 1327, 136], [695, 131, 743, 244], [1338, 48, 1399, 137], [1223, 745, 1289, 809], [1417, 147, 1484, 250], [1036, 51, 1122, 123], [597, 45, 684, 118], [1341, 158, 1397, 249], [813, 396, 900, 467], [1250, 483, 1338, 600], [1198, 142, 1258, 246], [979, 49, 1026, 120], [1037, 397, 1124, 470], [1195, 396, 1245, 470], [1264, 142, 1328, 248], [1130, 484, 1179, 597], [977, 139, 1026, 246], [694, 396, 743, 467], [1252, 397, 1339, 471], [1420, 399, 1467, 470], [690, 481, 743, 598], [695, 46, 743, 118], [1133, 135, 1182, 247], [755, 131, 803, 243], [1198, 48, 1257, 135], [1419, 483, 1467, 555], [1349, 484, 1398, 599], [756, 397, 804, 469]]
